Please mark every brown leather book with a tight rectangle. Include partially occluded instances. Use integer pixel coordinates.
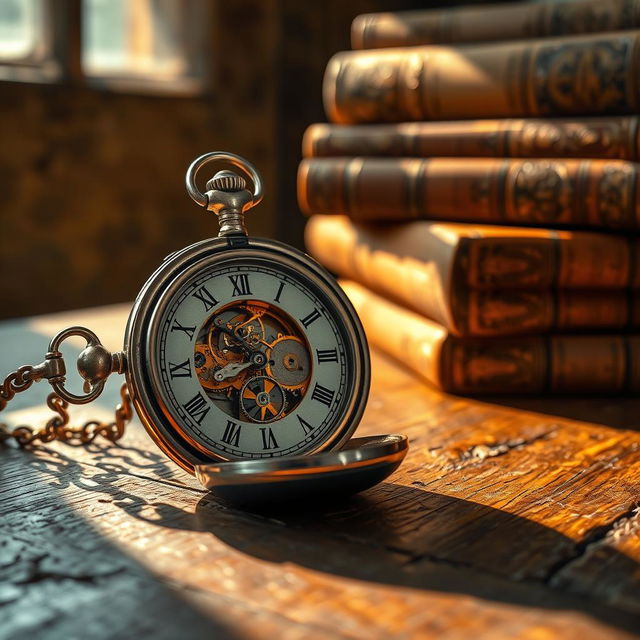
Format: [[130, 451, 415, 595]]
[[298, 157, 640, 231], [342, 280, 640, 394], [303, 117, 640, 160], [306, 215, 640, 290], [324, 31, 640, 124], [307, 216, 640, 337], [351, 0, 640, 49]]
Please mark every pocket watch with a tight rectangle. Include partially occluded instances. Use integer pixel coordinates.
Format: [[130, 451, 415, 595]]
[[0, 152, 407, 506]]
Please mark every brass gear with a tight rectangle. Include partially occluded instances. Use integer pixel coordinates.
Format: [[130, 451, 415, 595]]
[[208, 308, 265, 360], [239, 375, 285, 423], [266, 336, 311, 391]]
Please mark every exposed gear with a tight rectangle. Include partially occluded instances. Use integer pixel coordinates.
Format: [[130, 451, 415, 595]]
[[240, 376, 285, 423], [194, 300, 312, 422], [266, 336, 311, 390], [209, 306, 266, 359]]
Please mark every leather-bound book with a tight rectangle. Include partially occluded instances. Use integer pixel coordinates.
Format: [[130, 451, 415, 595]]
[[298, 157, 640, 231], [324, 31, 640, 124], [342, 280, 640, 394], [306, 216, 640, 337], [302, 117, 640, 160], [306, 215, 640, 290], [351, 0, 640, 49]]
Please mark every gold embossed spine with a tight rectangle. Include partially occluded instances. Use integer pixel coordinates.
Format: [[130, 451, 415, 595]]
[[303, 117, 640, 161], [324, 32, 640, 124], [306, 216, 640, 337], [343, 280, 640, 395], [298, 157, 640, 231], [351, 0, 640, 49]]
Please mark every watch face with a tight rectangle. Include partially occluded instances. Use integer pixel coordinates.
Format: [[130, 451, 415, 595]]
[[128, 239, 369, 468]]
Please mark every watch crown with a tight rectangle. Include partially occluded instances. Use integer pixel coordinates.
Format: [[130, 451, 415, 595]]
[[206, 170, 247, 193], [186, 152, 264, 238]]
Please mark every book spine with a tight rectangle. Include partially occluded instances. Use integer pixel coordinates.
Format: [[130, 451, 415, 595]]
[[443, 334, 640, 394], [303, 117, 640, 161], [343, 280, 640, 394], [297, 158, 640, 231], [457, 234, 638, 289], [324, 32, 640, 124], [351, 0, 640, 49], [451, 290, 639, 337], [306, 216, 639, 336], [307, 214, 639, 290]]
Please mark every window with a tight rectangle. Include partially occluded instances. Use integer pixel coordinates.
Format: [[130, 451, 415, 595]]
[[83, 0, 204, 90], [0, 0, 43, 61], [0, 0, 56, 82], [0, 0, 207, 93]]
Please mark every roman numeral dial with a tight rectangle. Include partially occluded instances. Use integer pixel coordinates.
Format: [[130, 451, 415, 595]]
[[221, 421, 242, 447], [158, 260, 352, 461], [260, 427, 279, 450], [192, 285, 218, 311], [300, 308, 321, 328], [171, 319, 196, 340], [274, 281, 285, 303], [297, 415, 314, 435], [316, 348, 338, 363]]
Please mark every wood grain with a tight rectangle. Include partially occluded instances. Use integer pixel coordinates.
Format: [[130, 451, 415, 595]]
[[1, 305, 639, 639]]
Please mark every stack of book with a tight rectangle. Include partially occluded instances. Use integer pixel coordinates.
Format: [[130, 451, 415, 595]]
[[297, 0, 640, 395]]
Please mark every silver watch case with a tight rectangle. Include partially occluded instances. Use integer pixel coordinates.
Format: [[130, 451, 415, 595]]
[[123, 235, 372, 476]]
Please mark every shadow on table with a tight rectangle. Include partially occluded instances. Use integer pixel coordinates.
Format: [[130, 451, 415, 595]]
[[0, 445, 238, 640], [190, 486, 639, 634], [16, 441, 640, 636], [480, 395, 640, 431]]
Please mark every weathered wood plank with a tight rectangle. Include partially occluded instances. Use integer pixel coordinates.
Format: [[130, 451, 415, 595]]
[[1, 306, 640, 638], [1, 442, 636, 640], [359, 354, 640, 614]]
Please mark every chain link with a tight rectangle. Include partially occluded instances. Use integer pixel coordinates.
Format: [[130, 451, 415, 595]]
[[0, 365, 36, 404], [0, 363, 131, 448]]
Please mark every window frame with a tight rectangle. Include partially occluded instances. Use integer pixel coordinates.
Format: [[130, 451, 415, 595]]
[[0, 1, 71, 84], [0, 0, 210, 95]]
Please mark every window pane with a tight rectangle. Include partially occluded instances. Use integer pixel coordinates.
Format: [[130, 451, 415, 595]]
[[0, 0, 42, 60], [83, 0, 189, 77]]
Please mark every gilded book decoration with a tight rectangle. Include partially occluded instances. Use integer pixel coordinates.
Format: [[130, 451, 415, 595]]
[[351, 0, 640, 49], [305, 216, 640, 337], [510, 162, 573, 224], [324, 32, 640, 123], [298, 158, 640, 230], [532, 37, 630, 114], [303, 117, 640, 160], [306, 215, 639, 291], [342, 280, 640, 395]]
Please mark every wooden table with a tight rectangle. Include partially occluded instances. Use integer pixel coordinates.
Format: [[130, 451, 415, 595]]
[[1, 305, 639, 639]]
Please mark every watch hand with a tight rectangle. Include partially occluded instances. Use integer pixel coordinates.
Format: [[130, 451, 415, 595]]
[[214, 361, 252, 382]]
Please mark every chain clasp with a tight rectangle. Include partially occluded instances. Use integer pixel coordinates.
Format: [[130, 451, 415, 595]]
[[32, 326, 126, 405]]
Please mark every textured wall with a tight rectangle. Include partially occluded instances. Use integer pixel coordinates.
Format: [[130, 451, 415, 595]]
[[0, 0, 278, 319]]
